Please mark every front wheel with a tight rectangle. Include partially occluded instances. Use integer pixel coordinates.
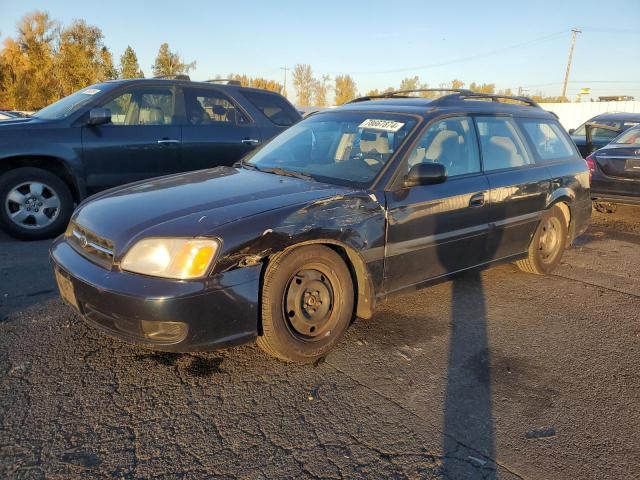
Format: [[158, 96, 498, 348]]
[[257, 245, 354, 363], [0, 167, 74, 240], [516, 205, 568, 275]]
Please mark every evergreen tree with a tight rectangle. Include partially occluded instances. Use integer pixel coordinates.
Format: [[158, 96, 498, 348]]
[[119, 46, 143, 78]]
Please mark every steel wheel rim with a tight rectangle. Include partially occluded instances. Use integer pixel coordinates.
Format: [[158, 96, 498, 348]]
[[538, 216, 562, 263], [4, 181, 61, 229], [283, 267, 336, 340]]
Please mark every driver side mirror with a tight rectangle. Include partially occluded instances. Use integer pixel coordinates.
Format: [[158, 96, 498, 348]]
[[404, 162, 447, 188], [88, 107, 111, 126]]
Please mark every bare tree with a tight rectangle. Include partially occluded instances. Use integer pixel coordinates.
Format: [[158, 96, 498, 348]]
[[292, 64, 314, 106], [312, 74, 331, 106]]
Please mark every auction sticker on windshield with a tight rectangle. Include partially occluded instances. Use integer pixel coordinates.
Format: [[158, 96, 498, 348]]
[[359, 119, 405, 132], [82, 88, 101, 95]]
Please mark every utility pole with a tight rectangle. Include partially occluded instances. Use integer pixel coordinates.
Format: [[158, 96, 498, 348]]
[[280, 66, 290, 99], [562, 28, 581, 100]]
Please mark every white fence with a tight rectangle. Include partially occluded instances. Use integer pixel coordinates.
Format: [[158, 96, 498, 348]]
[[539, 101, 640, 131]]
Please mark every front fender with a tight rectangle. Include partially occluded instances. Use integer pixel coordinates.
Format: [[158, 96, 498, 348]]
[[210, 192, 387, 318], [0, 127, 86, 198]]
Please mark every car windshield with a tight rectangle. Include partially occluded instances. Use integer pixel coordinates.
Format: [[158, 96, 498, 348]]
[[245, 112, 418, 186], [34, 84, 109, 120], [612, 126, 640, 145]]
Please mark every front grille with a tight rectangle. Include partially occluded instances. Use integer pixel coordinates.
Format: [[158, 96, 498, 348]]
[[67, 223, 115, 268]]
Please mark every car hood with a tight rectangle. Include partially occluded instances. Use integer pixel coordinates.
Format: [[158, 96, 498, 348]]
[[73, 166, 352, 252], [0, 116, 45, 128]]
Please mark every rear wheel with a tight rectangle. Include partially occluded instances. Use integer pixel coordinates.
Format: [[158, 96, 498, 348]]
[[0, 167, 74, 240], [257, 245, 354, 363], [516, 205, 568, 275]]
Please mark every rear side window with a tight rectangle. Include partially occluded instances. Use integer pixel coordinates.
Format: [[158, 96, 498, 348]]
[[520, 119, 577, 162], [475, 117, 532, 171], [184, 89, 248, 126], [241, 91, 300, 126]]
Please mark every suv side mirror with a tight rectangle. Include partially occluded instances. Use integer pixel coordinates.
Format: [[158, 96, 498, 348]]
[[404, 162, 447, 188], [88, 107, 111, 126]]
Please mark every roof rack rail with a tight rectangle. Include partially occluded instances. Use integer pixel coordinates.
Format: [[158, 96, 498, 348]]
[[348, 88, 473, 103], [348, 89, 541, 109], [153, 74, 191, 81], [433, 91, 542, 108], [204, 78, 242, 86]]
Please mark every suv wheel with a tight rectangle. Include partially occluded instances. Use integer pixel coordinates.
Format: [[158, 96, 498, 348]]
[[257, 245, 354, 363], [0, 167, 74, 240], [516, 205, 568, 275]]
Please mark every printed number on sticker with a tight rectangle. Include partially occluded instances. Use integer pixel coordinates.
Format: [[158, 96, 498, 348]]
[[359, 119, 405, 132]]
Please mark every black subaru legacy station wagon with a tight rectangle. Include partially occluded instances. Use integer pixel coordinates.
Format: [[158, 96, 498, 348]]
[[51, 89, 591, 363], [0, 75, 300, 240]]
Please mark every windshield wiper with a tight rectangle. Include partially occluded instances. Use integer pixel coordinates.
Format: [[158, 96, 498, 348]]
[[253, 165, 314, 181]]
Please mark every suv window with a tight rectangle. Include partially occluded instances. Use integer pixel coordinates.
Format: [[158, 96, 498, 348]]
[[476, 117, 532, 171], [241, 90, 299, 126], [520, 120, 576, 162], [406, 117, 480, 177], [184, 89, 248, 126], [102, 88, 175, 126]]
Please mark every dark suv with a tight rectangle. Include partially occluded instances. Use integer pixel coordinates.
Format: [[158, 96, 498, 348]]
[[0, 76, 301, 239], [51, 89, 591, 363]]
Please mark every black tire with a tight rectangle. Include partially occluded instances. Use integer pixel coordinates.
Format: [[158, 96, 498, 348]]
[[0, 167, 74, 240], [516, 205, 568, 275], [257, 245, 354, 363]]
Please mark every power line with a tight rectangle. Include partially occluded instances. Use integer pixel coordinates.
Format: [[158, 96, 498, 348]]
[[581, 27, 640, 35], [523, 80, 640, 88], [318, 30, 568, 76]]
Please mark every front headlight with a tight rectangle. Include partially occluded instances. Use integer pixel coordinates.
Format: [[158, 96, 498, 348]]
[[121, 238, 220, 279]]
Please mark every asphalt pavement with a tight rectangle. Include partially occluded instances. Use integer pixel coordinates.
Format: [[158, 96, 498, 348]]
[[1, 206, 639, 479]]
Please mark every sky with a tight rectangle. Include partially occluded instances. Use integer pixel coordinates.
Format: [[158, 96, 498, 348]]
[[1, 0, 639, 102]]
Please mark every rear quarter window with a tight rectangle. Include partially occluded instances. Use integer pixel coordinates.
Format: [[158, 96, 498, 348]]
[[519, 119, 578, 163], [241, 90, 301, 126]]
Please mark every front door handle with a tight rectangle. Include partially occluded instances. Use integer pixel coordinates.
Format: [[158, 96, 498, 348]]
[[157, 138, 180, 145], [469, 192, 485, 207], [241, 138, 261, 145]]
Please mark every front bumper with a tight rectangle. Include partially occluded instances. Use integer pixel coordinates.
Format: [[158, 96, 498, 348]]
[[50, 238, 261, 352]]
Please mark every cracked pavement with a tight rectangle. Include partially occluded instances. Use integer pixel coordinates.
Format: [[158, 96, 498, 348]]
[[1, 206, 639, 479]]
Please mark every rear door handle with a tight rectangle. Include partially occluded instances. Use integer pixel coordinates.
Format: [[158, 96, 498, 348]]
[[469, 192, 485, 207], [157, 139, 180, 145], [241, 138, 261, 145]]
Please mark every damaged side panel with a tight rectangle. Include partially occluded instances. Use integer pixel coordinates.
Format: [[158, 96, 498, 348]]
[[209, 191, 387, 319]]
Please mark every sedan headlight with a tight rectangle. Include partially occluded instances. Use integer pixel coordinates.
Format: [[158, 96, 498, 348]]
[[121, 238, 220, 279]]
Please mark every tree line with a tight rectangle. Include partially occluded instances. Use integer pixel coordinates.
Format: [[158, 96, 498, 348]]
[[1, 11, 567, 111], [0, 11, 199, 110]]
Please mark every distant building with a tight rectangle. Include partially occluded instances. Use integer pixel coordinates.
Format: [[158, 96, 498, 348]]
[[598, 95, 635, 102]]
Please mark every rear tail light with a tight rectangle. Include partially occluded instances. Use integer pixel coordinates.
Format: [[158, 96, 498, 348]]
[[585, 154, 596, 183]]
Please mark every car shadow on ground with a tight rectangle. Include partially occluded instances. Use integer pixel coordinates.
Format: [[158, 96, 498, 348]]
[[442, 271, 496, 477]]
